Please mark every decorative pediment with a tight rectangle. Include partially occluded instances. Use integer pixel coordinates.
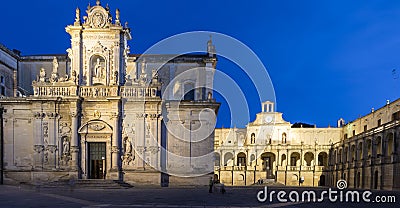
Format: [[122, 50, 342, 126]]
[[90, 41, 108, 54], [78, 120, 112, 134], [83, 1, 112, 29]]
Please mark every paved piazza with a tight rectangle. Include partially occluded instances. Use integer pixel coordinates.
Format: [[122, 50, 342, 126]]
[[0, 185, 399, 208]]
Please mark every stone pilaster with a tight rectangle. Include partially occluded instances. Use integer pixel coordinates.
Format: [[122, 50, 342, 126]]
[[70, 110, 79, 171], [33, 112, 45, 169], [111, 112, 120, 171]]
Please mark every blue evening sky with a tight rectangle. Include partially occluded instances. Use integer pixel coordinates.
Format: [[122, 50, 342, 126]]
[[1, 0, 399, 128]]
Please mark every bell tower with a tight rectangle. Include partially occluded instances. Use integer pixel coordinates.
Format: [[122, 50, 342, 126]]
[[65, 0, 131, 86]]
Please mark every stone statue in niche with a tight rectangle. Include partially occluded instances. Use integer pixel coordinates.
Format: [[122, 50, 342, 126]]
[[63, 137, 70, 154], [122, 137, 134, 166], [93, 58, 103, 78], [124, 138, 132, 155], [113, 71, 118, 85]]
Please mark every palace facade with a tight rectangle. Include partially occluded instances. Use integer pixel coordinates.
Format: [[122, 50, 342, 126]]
[[0, 1, 219, 186], [214, 100, 400, 190]]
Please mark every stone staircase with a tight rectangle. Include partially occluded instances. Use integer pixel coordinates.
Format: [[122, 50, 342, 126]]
[[37, 179, 133, 189]]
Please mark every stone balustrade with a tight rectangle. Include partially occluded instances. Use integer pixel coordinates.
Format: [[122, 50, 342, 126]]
[[79, 86, 119, 97], [121, 86, 158, 98], [33, 85, 78, 97], [32, 85, 159, 98]]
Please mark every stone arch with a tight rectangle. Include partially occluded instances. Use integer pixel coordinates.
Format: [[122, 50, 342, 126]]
[[304, 152, 314, 166], [387, 132, 394, 156], [375, 136, 382, 157], [281, 154, 287, 166], [338, 148, 342, 163], [366, 138, 372, 158], [237, 152, 246, 166], [343, 146, 348, 162], [350, 144, 356, 162], [214, 152, 220, 166], [223, 152, 233, 166], [261, 152, 276, 179], [357, 142, 363, 161], [318, 152, 328, 166], [290, 152, 300, 166]]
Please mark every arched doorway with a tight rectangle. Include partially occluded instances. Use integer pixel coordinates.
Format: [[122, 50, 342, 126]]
[[261, 152, 275, 179], [319, 175, 326, 186]]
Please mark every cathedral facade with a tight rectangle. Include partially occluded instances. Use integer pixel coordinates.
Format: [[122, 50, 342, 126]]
[[214, 100, 400, 190], [0, 1, 219, 186]]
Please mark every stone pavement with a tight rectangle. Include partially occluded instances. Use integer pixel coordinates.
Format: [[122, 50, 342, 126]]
[[0, 185, 399, 208]]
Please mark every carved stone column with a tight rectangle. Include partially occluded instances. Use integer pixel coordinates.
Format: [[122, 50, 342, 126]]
[[111, 112, 120, 171], [70, 110, 79, 171]]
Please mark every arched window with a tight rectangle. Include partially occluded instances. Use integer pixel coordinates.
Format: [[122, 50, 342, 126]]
[[237, 152, 246, 166], [290, 152, 300, 166], [223, 152, 233, 166], [250, 133, 255, 144], [304, 152, 314, 166], [318, 152, 328, 166]]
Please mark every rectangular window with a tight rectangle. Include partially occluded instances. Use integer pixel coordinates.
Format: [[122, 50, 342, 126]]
[[377, 119, 381, 126], [344, 134, 348, 140], [352, 130, 356, 136], [364, 125, 367, 132]]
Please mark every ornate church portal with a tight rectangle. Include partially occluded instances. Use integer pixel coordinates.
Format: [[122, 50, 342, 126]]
[[79, 120, 113, 179]]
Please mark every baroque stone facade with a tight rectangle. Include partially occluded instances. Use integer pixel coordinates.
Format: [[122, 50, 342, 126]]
[[0, 1, 219, 186], [215, 100, 400, 190]]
